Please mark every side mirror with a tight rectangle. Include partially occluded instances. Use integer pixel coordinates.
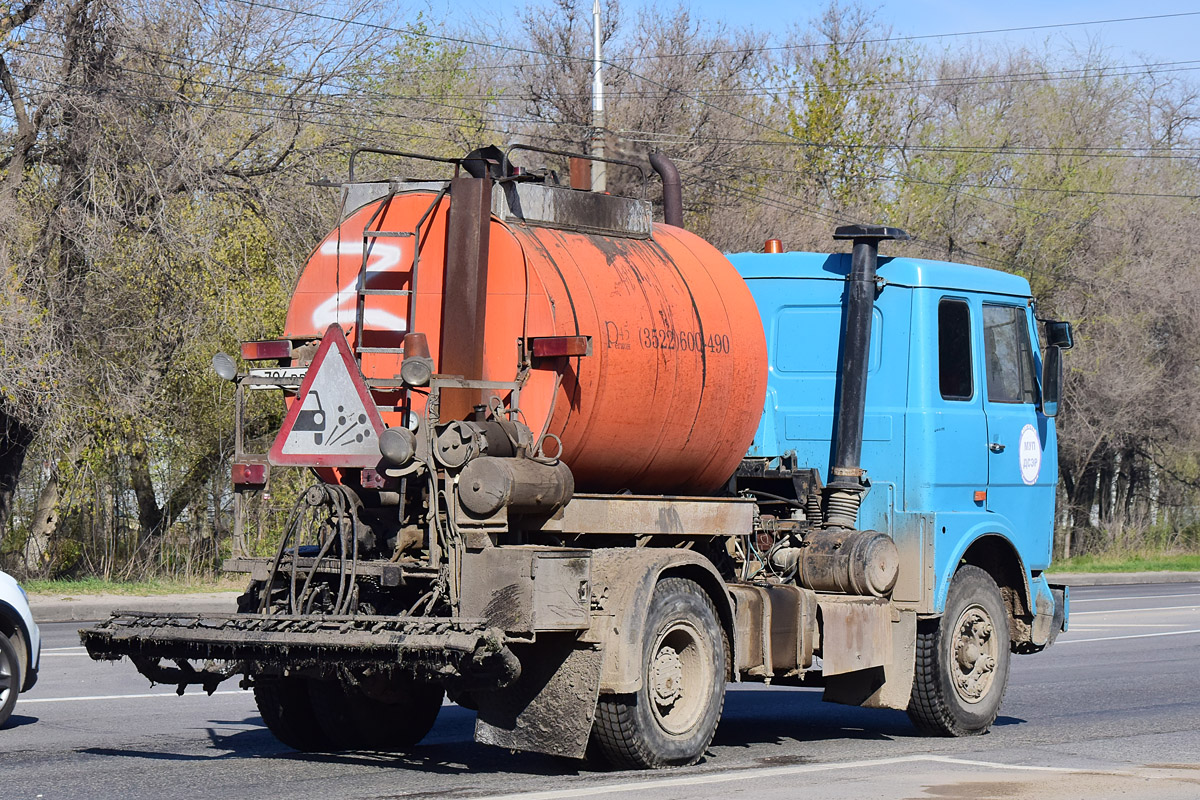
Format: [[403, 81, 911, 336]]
[[1041, 345, 1063, 418], [1044, 320, 1074, 349]]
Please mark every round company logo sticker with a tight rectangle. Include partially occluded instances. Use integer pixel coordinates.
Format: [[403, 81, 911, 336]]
[[1019, 424, 1042, 485]]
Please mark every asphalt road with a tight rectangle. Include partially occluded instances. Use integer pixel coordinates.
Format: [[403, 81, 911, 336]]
[[3, 583, 1199, 800]]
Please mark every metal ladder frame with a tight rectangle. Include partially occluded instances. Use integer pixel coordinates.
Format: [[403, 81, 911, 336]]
[[347, 148, 466, 427]]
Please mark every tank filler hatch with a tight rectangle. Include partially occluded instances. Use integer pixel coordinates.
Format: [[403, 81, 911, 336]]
[[333, 143, 654, 238], [490, 182, 652, 239], [337, 179, 653, 239]]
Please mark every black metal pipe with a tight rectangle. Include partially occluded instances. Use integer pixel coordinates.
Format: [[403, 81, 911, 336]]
[[439, 174, 493, 420], [826, 225, 908, 525], [648, 152, 683, 227]]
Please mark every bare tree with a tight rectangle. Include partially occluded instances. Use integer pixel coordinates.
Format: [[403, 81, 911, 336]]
[[0, 0, 388, 573]]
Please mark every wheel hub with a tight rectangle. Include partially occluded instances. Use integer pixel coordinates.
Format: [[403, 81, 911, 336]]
[[951, 605, 997, 703], [647, 620, 711, 736], [652, 646, 685, 708]]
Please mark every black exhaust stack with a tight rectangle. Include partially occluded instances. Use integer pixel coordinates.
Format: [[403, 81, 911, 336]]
[[648, 152, 683, 228], [439, 167, 494, 421], [825, 224, 909, 528]]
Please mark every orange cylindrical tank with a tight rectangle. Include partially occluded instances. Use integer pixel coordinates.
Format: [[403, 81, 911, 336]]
[[284, 190, 767, 493]]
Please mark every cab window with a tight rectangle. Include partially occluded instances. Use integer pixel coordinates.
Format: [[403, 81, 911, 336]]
[[938, 298, 973, 401], [983, 304, 1038, 404]]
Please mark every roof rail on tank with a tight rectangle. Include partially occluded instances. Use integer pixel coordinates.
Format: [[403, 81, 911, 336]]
[[348, 147, 465, 182], [492, 144, 654, 239], [501, 143, 649, 194]]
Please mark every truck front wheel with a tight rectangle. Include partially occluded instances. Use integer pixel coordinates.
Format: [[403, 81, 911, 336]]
[[592, 577, 726, 769], [908, 565, 1011, 736]]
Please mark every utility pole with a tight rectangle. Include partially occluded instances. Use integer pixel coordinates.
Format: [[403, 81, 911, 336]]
[[591, 0, 606, 192]]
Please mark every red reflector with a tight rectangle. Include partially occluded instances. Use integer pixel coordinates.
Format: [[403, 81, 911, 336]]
[[974, 490, 987, 503], [233, 462, 268, 487], [528, 336, 591, 358], [241, 340, 292, 361]]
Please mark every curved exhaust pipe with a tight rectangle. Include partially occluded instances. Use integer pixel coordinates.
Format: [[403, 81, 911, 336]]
[[648, 152, 683, 228]]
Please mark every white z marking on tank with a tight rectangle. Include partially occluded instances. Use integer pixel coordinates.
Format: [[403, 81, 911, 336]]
[[311, 240, 407, 330]]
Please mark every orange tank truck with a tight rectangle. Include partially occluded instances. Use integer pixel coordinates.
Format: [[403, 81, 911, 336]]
[[83, 149, 1069, 772], [283, 188, 767, 493]]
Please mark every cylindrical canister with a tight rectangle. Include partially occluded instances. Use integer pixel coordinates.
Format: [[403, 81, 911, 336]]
[[771, 529, 900, 597], [284, 191, 768, 493], [457, 456, 575, 517]]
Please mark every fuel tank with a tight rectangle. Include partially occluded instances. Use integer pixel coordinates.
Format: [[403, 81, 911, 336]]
[[284, 187, 767, 493]]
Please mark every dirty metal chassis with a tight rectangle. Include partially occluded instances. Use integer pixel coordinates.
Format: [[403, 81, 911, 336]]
[[80, 606, 520, 695]]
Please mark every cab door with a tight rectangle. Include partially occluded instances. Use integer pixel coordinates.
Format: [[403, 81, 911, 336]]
[[929, 296, 989, 513], [980, 302, 1055, 568]]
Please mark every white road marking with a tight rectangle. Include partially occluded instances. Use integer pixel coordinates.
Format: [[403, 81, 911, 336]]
[[42, 646, 87, 652], [1071, 592, 1200, 604], [40, 652, 92, 657], [1070, 604, 1199, 616], [1060, 628, 1200, 644], [1066, 623, 1183, 629], [22, 690, 249, 704], [465, 756, 1085, 800]]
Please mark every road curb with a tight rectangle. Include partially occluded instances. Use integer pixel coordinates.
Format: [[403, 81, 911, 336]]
[[1044, 571, 1200, 587], [29, 591, 242, 624]]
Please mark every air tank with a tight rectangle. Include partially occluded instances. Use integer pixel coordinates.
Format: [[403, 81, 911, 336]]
[[284, 188, 767, 494]]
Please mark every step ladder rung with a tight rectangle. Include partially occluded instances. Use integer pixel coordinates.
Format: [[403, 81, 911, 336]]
[[357, 347, 407, 354], [357, 289, 412, 296], [363, 230, 413, 238]]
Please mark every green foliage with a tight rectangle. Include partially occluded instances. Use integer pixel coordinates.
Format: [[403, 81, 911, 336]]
[[779, 36, 909, 212], [23, 575, 245, 596], [5, 0, 1200, 580], [1051, 552, 1200, 574], [338, 15, 491, 163]]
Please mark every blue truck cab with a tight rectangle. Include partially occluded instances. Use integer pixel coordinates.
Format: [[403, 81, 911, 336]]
[[728, 248, 1069, 653]]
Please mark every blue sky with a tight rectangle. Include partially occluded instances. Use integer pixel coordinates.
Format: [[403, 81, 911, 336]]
[[431, 0, 1200, 65]]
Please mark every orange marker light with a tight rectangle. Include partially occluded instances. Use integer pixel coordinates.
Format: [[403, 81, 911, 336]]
[[974, 490, 987, 503], [764, 238, 783, 253]]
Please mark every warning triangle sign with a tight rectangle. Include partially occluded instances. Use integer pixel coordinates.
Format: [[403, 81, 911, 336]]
[[268, 325, 386, 468]]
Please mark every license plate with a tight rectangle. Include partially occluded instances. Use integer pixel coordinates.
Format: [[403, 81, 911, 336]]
[[247, 367, 307, 389]]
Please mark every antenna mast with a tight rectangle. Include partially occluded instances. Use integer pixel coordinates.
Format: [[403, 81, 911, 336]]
[[591, 0, 606, 192]]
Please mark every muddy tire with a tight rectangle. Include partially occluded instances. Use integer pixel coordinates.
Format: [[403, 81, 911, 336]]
[[309, 675, 444, 751], [253, 676, 333, 751], [908, 565, 1011, 736], [591, 577, 726, 769]]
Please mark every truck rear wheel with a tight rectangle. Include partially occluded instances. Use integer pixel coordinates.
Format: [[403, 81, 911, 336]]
[[592, 577, 726, 769], [908, 565, 1011, 736], [253, 676, 333, 751], [309, 674, 444, 751]]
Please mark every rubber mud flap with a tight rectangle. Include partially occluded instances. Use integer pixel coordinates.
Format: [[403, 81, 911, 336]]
[[475, 636, 602, 759]]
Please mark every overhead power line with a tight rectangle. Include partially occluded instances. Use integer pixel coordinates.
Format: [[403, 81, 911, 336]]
[[677, 158, 1200, 199], [9, 15, 1198, 162], [7, 0, 1194, 239], [223, 2, 1200, 63], [2, 42, 594, 138], [10, 35, 1200, 164], [19, 58, 1194, 205], [205, 0, 1196, 237], [616, 129, 1200, 159]]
